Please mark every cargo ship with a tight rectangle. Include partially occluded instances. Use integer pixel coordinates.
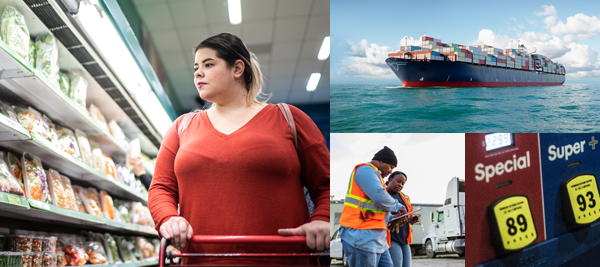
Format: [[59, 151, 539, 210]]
[[386, 36, 565, 87]]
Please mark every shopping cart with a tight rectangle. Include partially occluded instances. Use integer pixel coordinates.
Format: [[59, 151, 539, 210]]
[[159, 235, 329, 267]]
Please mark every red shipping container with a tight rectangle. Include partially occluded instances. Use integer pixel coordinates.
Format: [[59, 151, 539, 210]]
[[480, 60, 486, 64], [466, 53, 472, 58], [437, 42, 444, 46], [498, 52, 503, 55]]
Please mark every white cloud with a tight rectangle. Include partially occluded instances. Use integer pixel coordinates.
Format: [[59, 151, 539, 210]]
[[563, 34, 578, 43], [520, 31, 569, 58], [527, 19, 538, 26], [510, 17, 517, 23], [470, 29, 512, 49], [534, 5, 556, 16], [555, 43, 598, 71], [338, 39, 395, 77], [567, 70, 600, 78], [534, 5, 558, 28], [518, 24, 525, 29], [397, 36, 421, 48], [550, 13, 600, 39]]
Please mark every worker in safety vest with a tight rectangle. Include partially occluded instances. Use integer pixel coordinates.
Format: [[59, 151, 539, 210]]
[[338, 146, 407, 267]]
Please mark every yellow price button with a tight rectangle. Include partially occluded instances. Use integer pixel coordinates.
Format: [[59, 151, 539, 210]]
[[488, 195, 537, 254], [561, 174, 600, 226]]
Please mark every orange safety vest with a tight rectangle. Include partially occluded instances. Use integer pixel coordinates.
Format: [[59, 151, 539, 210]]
[[386, 192, 414, 247], [339, 163, 388, 230]]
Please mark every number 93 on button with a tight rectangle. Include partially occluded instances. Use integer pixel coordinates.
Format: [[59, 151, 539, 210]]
[[487, 195, 537, 255], [560, 174, 600, 227]]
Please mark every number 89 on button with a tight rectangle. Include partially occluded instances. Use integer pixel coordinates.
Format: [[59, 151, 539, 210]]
[[560, 174, 600, 227], [487, 195, 537, 255]]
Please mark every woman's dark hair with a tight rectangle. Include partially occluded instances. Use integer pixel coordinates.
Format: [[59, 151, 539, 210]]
[[388, 171, 408, 184], [194, 33, 266, 105]]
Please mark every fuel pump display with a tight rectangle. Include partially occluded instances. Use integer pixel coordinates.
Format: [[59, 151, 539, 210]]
[[468, 133, 600, 267]]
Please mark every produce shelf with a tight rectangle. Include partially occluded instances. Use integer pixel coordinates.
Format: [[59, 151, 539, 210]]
[[0, 39, 127, 161], [85, 258, 159, 267], [0, 191, 29, 210], [0, 195, 156, 236], [0, 113, 30, 141], [0, 119, 147, 203]]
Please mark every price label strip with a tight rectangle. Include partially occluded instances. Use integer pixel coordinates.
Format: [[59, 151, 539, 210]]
[[487, 195, 537, 255], [560, 174, 600, 226]]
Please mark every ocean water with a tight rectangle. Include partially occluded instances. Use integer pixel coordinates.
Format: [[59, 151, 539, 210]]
[[331, 84, 600, 132]]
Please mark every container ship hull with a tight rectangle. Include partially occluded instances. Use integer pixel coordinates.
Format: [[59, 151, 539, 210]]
[[386, 58, 565, 87]]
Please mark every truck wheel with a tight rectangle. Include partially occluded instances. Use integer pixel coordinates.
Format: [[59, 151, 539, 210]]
[[342, 250, 349, 267], [426, 240, 436, 259]]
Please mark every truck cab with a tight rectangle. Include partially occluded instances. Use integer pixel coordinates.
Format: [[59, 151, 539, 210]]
[[422, 177, 465, 258]]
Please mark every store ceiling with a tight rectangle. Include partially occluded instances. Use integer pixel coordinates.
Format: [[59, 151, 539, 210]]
[[129, 0, 330, 113]]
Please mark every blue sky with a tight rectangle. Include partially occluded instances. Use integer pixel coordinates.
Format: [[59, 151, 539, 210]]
[[331, 0, 600, 84]]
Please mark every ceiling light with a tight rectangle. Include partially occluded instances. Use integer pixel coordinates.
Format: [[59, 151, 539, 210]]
[[306, 73, 321, 91], [228, 0, 242, 25], [318, 36, 330, 60]]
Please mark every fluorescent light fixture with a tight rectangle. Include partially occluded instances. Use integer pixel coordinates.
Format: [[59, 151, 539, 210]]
[[318, 36, 330, 60], [306, 73, 321, 91], [228, 0, 242, 25], [75, 0, 172, 137]]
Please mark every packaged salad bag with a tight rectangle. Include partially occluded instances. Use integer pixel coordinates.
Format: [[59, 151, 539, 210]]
[[59, 175, 77, 211], [5, 152, 25, 192], [0, 6, 30, 61], [70, 72, 87, 109], [0, 158, 25, 196], [58, 72, 70, 97], [75, 129, 93, 167], [35, 34, 59, 86], [21, 153, 50, 203], [45, 169, 67, 208], [55, 126, 81, 160]]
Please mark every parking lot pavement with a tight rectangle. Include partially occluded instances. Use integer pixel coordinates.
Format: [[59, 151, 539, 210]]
[[330, 254, 465, 267]]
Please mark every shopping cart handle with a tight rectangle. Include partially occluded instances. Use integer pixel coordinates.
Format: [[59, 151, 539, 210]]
[[159, 235, 311, 267]]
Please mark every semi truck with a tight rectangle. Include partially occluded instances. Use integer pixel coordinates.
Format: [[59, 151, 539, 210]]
[[422, 177, 465, 258]]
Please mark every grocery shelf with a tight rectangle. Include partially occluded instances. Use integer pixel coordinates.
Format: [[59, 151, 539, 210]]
[[0, 194, 156, 237], [0, 39, 127, 160], [0, 114, 30, 141], [0, 116, 147, 203], [85, 258, 159, 267], [0, 191, 29, 210]]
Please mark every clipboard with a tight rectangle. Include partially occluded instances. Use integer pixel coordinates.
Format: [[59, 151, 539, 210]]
[[389, 208, 422, 222]]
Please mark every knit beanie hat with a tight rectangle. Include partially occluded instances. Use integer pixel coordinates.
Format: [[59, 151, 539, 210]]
[[372, 146, 397, 167]]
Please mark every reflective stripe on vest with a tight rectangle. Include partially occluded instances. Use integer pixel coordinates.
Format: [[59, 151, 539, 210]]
[[339, 163, 388, 230]]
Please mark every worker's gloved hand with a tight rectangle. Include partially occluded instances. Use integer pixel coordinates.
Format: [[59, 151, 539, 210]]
[[278, 220, 329, 252], [411, 215, 420, 224], [399, 205, 407, 214], [388, 216, 407, 233], [160, 216, 194, 250]]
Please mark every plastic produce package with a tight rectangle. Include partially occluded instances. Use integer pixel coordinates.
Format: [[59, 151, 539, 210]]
[[62, 245, 86, 266], [22, 153, 50, 203], [42, 237, 56, 253], [58, 72, 70, 97], [78, 187, 102, 217], [74, 129, 93, 167], [131, 202, 153, 227], [88, 104, 107, 131], [58, 175, 77, 211], [35, 34, 59, 86], [90, 144, 103, 172], [103, 234, 120, 264], [55, 126, 80, 160], [0, 6, 30, 61], [45, 169, 67, 208], [135, 237, 155, 259], [0, 101, 18, 122], [115, 237, 133, 263], [13, 106, 50, 139], [31, 237, 43, 253], [103, 154, 116, 179], [42, 252, 56, 267], [108, 120, 127, 146], [69, 73, 87, 109], [70, 185, 86, 212], [8, 235, 32, 252], [5, 152, 25, 192], [114, 200, 131, 224], [0, 159, 25, 196], [83, 242, 106, 264], [99, 190, 115, 220], [42, 115, 58, 145], [31, 252, 42, 267]]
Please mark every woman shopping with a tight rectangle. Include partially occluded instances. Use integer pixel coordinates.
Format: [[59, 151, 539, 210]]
[[147, 33, 330, 265], [386, 171, 419, 267]]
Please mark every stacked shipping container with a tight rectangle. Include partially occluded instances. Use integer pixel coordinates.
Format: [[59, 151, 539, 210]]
[[387, 36, 565, 74]]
